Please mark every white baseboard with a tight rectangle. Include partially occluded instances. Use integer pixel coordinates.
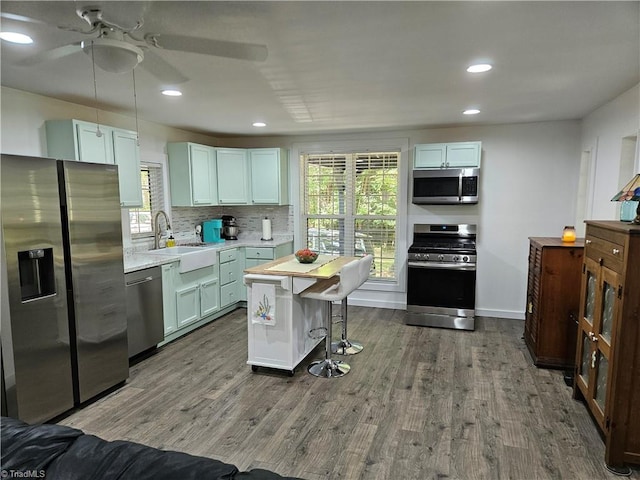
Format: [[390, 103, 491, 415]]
[[476, 308, 524, 320]]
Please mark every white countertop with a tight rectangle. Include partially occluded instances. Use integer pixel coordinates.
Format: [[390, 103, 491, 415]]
[[124, 234, 293, 273]]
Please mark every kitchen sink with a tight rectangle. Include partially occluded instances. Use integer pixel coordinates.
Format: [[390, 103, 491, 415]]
[[146, 245, 218, 273], [149, 246, 208, 255]]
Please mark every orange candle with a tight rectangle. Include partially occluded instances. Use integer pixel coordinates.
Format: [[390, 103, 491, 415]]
[[562, 226, 576, 242]]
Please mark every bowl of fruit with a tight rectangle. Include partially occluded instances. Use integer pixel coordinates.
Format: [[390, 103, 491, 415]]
[[295, 248, 319, 264]]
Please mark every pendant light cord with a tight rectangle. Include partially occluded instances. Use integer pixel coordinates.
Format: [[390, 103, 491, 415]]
[[89, 40, 102, 137], [132, 68, 140, 146]]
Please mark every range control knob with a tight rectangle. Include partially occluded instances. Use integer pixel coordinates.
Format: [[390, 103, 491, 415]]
[[462, 256, 469, 262], [437, 254, 445, 261], [453, 255, 460, 262], [425, 254, 430, 261]]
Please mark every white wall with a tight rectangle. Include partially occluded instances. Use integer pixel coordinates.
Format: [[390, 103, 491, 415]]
[[221, 121, 583, 318], [3, 84, 637, 319], [580, 84, 640, 223]]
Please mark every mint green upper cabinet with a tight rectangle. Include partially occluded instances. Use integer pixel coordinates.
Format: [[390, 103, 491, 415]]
[[414, 141, 481, 169], [414, 143, 446, 168], [112, 129, 142, 207], [167, 142, 218, 207], [216, 148, 249, 204], [76, 123, 113, 164], [248, 148, 289, 205], [46, 119, 142, 207], [47, 119, 113, 164], [445, 142, 481, 167]]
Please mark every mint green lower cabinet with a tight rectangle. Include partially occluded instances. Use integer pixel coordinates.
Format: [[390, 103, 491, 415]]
[[161, 263, 178, 336], [220, 249, 241, 308], [159, 243, 293, 345], [176, 284, 200, 327], [160, 263, 220, 345], [242, 242, 293, 301], [200, 278, 220, 316]]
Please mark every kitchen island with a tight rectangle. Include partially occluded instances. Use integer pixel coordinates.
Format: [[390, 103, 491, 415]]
[[244, 254, 358, 374]]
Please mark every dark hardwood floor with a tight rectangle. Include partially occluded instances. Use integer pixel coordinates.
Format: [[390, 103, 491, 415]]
[[59, 307, 640, 479]]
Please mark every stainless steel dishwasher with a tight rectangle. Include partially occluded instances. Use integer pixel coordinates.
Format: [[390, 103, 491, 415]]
[[125, 266, 164, 358]]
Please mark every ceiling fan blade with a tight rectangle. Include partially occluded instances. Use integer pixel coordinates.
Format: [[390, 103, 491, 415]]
[[149, 34, 268, 62], [0, 12, 47, 24], [16, 43, 82, 66], [140, 49, 189, 85]]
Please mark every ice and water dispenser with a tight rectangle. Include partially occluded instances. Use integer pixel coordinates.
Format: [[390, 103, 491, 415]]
[[18, 248, 56, 302]]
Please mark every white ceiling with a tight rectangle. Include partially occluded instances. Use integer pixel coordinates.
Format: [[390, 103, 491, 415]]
[[1, 1, 639, 137]]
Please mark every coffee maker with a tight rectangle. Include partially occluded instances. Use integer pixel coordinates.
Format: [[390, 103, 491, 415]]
[[221, 215, 239, 240]]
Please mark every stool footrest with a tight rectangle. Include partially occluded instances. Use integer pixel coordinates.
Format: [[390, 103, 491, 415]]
[[331, 339, 363, 356], [307, 359, 350, 378]]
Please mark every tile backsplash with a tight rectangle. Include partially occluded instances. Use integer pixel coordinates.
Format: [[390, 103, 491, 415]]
[[127, 205, 293, 250], [171, 205, 293, 241]]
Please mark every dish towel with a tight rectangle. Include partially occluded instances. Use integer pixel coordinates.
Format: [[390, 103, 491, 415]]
[[251, 282, 276, 326]]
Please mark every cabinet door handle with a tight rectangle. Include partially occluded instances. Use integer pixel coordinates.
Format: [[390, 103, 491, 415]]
[[589, 331, 598, 342], [591, 351, 597, 369], [612, 248, 620, 255], [585, 239, 592, 245]]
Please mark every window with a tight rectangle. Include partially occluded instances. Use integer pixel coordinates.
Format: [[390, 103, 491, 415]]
[[129, 164, 164, 237], [302, 152, 399, 280]]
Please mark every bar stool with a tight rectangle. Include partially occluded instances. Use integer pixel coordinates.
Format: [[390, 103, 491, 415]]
[[331, 254, 373, 355], [300, 259, 362, 378]]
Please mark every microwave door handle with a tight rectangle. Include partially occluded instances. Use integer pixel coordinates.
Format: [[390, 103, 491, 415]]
[[458, 172, 463, 201]]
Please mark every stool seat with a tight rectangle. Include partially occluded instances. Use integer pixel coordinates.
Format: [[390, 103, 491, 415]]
[[300, 255, 373, 377]]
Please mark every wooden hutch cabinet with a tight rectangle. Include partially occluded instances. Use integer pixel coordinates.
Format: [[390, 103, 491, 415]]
[[524, 237, 584, 368], [573, 221, 640, 474]]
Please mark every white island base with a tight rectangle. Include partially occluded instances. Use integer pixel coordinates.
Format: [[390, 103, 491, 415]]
[[244, 274, 327, 375]]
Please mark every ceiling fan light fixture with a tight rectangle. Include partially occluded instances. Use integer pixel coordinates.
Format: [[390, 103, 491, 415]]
[[0, 32, 34, 44], [81, 38, 143, 74]]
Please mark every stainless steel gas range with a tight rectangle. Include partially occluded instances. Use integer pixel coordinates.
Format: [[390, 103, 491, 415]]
[[406, 224, 477, 331]]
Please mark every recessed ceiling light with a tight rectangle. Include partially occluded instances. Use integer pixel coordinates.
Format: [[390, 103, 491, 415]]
[[0, 32, 34, 44], [161, 89, 182, 96], [252, 122, 266, 127], [466, 63, 492, 73], [463, 109, 481, 115]]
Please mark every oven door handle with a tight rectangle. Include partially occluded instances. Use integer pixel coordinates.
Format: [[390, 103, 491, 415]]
[[408, 261, 476, 271]]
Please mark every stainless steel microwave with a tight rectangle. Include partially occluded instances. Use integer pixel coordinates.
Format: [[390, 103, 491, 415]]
[[412, 168, 479, 204]]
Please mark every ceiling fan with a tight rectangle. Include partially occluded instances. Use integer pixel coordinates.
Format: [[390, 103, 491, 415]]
[[7, 5, 268, 85]]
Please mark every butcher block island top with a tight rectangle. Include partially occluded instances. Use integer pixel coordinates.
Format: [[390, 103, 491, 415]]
[[244, 254, 359, 279]]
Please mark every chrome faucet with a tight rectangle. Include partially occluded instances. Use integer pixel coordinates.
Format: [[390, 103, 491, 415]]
[[154, 210, 171, 249]]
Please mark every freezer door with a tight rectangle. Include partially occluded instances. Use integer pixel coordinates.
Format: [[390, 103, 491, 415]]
[[61, 161, 129, 402], [1, 155, 74, 423]]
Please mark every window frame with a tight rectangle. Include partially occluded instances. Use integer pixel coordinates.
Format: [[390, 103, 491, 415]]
[[303, 152, 399, 281], [292, 138, 409, 293], [130, 162, 165, 240]]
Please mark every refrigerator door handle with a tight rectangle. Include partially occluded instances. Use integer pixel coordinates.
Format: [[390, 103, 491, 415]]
[[21, 293, 57, 304]]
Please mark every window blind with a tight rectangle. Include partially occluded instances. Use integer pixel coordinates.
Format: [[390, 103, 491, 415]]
[[302, 151, 399, 280]]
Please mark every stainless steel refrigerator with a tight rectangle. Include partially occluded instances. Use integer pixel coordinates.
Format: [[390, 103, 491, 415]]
[[1, 154, 129, 423]]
